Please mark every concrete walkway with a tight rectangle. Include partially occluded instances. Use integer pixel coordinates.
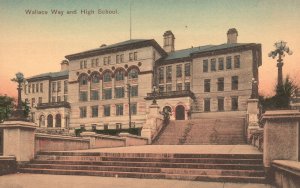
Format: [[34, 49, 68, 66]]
[[68, 145, 262, 154], [0, 174, 273, 188]]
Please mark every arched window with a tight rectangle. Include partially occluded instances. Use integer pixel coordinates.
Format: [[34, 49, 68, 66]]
[[103, 72, 112, 82], [79, 74, 88, 85], [91, 73, 100, 84], [128, 69, 138, 79], [115, 70, 125, 81], [39, 115, 45, 127], [47, 114, 53, 128], [55, 114, 61, 128]]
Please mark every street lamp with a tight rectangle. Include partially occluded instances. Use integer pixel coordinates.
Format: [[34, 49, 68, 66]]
[[152, 86, 157, 105], [268, 41, 293, 87], [10, 72, 27, 121]]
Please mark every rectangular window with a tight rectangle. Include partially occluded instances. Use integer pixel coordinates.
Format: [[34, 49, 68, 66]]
[[176, 64, 182, 78], [134, 52, 138, 60], [211, 58, 216, 71], [129, 53, 133, 61], [104, 105, 110, 117], [36, 83, 39, 92], [184, 63, 191, 77], [40, 83, 43, 93], [184, 82, 190, 91], [203, 59, 208, 72], [38, 97, 42, 104], [158, 85, 164, 93], [31, 98, 35, 107], [166, 84, 172, 92], [231, 76, 239, 90], [51, 96, 56, 103], [130, 85, 138, 97], [108, 56, 111, 64], [80, 61, 83, 69], [218, 97, 224, 111], [90, 90, 99, 100], [218, 58, 224, 70], [32, 84, 35, 93], [96, 58, 99, 66], [116, 104, 123, 116], [103, 57, 107, 65], [166, 66, 172, 83], [204, 79, 210, 92], [91, 59, 95, 67], [80, 107, 87, 118], [84, 60, 87, 68], [28, 84, 31, 93], [64, 80, 68, 93], [120, 54, 124, 63], [204, 98, 210, 112], [217, 77, 224, 91], [64, 95, 68, 102], [116, 55, 120, 64], [115, 87, 125, 98], [24, 85, 27, 94], [226, 56, 232, 69], [52, 82, 56, 92], [234, 55, 240, 68], [104, 124, 109, 130], [231, 97, 238, 111], [57, 96, 61, 102], [79, 91, 88, 101], [91, 106, 98, 117], [130, 103, 137, 115], [158, 67, 164, 84], [103, 88, 112, 100], [116, 123, 122, 130], [176, 83, 182, 91], [57, 81, 61, 92]]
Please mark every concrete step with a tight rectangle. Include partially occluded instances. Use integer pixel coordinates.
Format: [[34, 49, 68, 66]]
[[29, 160, 264, 170], [20, 168, 265, 183], [35, 155, 262, 164]]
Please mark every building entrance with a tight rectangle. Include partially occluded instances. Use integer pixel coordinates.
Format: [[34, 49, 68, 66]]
[[175, 105, 185, 120]]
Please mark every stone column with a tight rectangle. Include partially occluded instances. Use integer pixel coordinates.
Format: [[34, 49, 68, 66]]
[[0, 121, 37, 163], [247, 99, 260, 142], [262, 110, 300, 169]]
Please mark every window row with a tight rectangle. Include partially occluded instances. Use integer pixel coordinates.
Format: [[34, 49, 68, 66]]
[[51, 80, 68, 93], [79, 52, 139, 69], [158, 82, 190, 93], [204, 76, 238, 92], [79, 69, 139, 85], [203, 96, 239, 112], [51, 95, 68, 103], [158, 63, 191, 84], [25, 82, 43, 94], [79, 103, 137, 118], [203, 55, 240, 73], [79, 86, 138, 101]]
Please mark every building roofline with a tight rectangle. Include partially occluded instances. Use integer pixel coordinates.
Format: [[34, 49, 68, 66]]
[[65, 39, 167, 61]]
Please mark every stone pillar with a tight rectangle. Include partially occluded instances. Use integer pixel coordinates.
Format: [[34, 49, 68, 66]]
[[141, 104, 162, 144], [247, 99, 260, 142], [0, 121, 36, 163], [262, 110, 300, 169], [80, 132, 95, 148]]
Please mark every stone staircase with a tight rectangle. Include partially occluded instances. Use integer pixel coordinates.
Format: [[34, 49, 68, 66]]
[[20, 151, 265, 183], [153, 118, 246, 145]]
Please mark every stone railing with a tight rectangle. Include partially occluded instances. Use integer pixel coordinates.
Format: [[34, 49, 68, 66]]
[[36, 101, 70, 109], [81, 132, 126, 148], [249, 128, 264, 151], [35, 133, 90, 153], [0, 156, 17, 175], [119, 132, 148, 146], [272, 160, 300, 188]]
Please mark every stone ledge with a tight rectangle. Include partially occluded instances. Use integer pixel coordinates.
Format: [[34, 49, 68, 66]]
[[0, 121, 37, 130], [35, 133, 90, 142], [272, 160, 300, 176], [262, 110, 300, 120], [119, 132, 148, 140], [0, 156, 16, 160]]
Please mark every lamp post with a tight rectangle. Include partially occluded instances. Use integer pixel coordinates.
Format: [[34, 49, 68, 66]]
[[268, 41, 293, 87], [152, 86, 157, 105], [10, 72, 27, 121]]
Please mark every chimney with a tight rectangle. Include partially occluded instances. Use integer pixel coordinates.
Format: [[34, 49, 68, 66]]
[[227, 28, 238, 44], [163, 30, 175, 53], [60, 60, 69, 71]]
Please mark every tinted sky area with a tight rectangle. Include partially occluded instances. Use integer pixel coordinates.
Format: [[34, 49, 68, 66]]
[[0, 0, 299, 97]]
